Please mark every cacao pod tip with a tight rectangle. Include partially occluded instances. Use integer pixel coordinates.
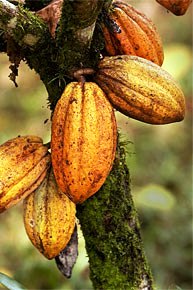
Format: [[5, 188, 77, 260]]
[[55, 225, 78, 278]]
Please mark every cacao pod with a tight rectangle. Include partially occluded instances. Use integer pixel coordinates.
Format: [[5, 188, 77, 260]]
[[51, 82, 117, 203], [23, 168, 76, 260], [102, 1, 164, 66], [55, 224, 78, 278], [0, 136, 51, 213], [156, 0, 192, 15], [95, 55, 185, 125]]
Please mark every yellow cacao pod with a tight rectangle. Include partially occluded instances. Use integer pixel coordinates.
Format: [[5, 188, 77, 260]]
[[51, 82, 117, 203], [156, 0, 192, 15], [0, 136, 51, 213], [102, 1, 164, 65], [23, 168, 76, 260], [95, 55, 185, 125]]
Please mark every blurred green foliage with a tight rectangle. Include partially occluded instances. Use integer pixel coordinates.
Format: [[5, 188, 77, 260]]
[[0, 1, 192, 289]]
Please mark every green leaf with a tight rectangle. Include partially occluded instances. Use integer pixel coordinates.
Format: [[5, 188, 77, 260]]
[[0, 273, 27, 290]]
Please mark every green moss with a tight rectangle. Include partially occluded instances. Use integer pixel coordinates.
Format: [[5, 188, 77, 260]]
[[14, 5, 48, 48], [3, 5, 64, 108], [0, 3, 13, 24], [1, 1, 108, 109], [77, 137, 154, 289], [56, 0, 107, 75]]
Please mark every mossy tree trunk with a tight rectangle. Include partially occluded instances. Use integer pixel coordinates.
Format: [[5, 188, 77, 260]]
[[0, 0, 154, 289], [77, 138, 154, 290]]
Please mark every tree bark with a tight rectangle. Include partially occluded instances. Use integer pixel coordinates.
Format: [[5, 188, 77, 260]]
[[0, 1, 154, 289], [77, 136, 154, 290]]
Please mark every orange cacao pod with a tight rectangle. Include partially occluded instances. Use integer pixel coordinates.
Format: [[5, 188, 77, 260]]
[[102, 1, 164, 65], [0, 136, 51, 213], [156, 0, 192, 15], [51, 82, 117, 203], [95, 55, 185, 125], [24, 168, 76, 259]]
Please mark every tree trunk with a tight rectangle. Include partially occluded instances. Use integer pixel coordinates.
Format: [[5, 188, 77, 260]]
[[0, 0, 154, 288], [77, 136, 154, 290]]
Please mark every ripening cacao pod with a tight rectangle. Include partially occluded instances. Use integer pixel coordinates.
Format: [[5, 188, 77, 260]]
[[51, 82, 117, 203], [102, 1, 164, 66], [23, 168, 76, 259], [95, 55, 185, 125], [156, 0, 192, 15], [0, 136, 51, 213]]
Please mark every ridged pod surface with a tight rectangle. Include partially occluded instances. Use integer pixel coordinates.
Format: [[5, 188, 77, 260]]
[[156, 0, 192, 15], [102, 1, 164, 65], [51, 82, 117, 203], [95, 55, 185, 125], [23, 168, 76, 259], [0, 136, 51, 213]]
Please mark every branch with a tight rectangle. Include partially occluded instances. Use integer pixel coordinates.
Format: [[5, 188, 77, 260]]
[[0, 0, 107, 109], [0, 0, 50, 49], [77, 136, 154, 289], [0, 0, 61, 109], [56, 0, 107, 72]]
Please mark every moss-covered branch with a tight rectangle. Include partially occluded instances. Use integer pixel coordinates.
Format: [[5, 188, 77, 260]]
[[0, 0, 49, 47], [77, 137, 154, 290], [0, 0, 106, 108], [0, 0, 65, 108], [56, 0, 106, 74]]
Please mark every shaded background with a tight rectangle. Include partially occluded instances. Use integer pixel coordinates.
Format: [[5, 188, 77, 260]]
[[0, 1, 192, 289]]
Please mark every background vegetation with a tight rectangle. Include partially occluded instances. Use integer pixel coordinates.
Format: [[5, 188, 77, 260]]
[[0, 1, 192, 289]]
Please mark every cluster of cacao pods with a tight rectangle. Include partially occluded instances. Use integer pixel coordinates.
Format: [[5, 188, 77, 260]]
[[0, 0, 190, 265], [97, 0, 186, 124], [50, 0, 186, 212], [0, 136, 76, 260]]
